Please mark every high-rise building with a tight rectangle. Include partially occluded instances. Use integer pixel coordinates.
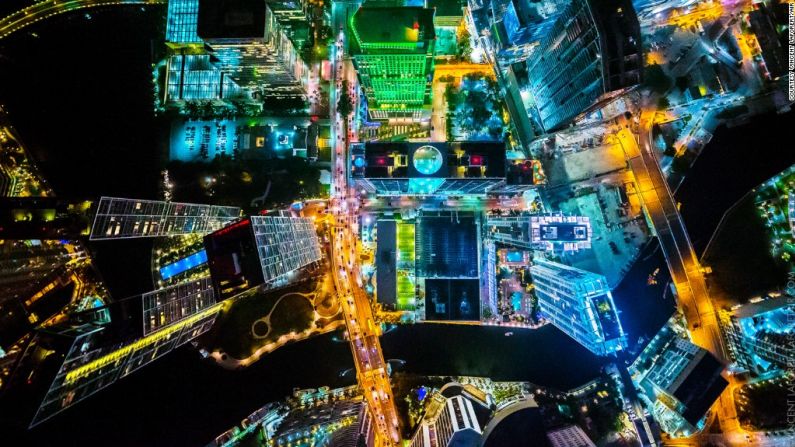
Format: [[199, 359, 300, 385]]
[[351, 142, 506, 196], [719, 296, 795, 374], [89, 197, 241, 240], [0, 240, 87, 304], [8, 276, 222, 427], [488, 213, 592, 253], [163, 0, 310, 103], [523, 0, 641, 131], [468, 0, 566, 66], [165, 54, 244, 102], [628, 318, 728, 438], [409, 383, 490, 447], [546, 424, 596, 447], [530, 260, 626, 356], [166, 0, 202, 46], [350, 5, 436, 121], [197, 0, 310, 98], [203, 213, 323, 299], [209, 386, 376, 447]]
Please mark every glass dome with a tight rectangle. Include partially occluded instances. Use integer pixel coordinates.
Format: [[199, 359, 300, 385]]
[[413, 145, 443, 175]]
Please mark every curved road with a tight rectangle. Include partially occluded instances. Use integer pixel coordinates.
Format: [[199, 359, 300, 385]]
[[0, 0, 164, 40]]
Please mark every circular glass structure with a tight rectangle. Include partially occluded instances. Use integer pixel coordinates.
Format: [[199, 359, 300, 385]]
[[413, 145, 444, 175]]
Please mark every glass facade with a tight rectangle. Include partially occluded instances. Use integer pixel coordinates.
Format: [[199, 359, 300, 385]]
[[525, 0, 602, 131], [166, 0, 201, 44], [90, 197, 241, 240], [628, 318, 728, 437], [251, 214, 323, 284], [720, 297, 795, 373], [30, 302, 222, 426], [142, 276, 216, 335], [200, 6, 309, 98], [166, 55, 242, 101], [530, 260, 626, 356]]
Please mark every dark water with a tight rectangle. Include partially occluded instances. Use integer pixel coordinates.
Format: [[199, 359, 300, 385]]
[[0, 6, 166, 200], [676, 110, 795, 256], [383, 323, 606, 390], [18, 334, 357, 447], [610, 241, 675, 349]]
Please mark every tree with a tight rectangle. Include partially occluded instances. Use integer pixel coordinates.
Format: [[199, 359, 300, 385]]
[[643, 64, 672, 94], [455, 23, 472, 61], [656, 96, 670, 110], [337, 80, 354, 117]]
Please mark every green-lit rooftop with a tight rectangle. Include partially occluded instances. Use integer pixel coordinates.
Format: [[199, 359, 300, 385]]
[[350, 6, 436, 54]]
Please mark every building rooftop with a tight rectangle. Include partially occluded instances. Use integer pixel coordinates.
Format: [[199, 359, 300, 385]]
[[351, 6, 436, 53], [670, 353, 728, 426], [197, 0, 267, 40]]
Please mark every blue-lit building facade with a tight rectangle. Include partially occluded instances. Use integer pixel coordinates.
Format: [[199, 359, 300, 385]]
[[166, 0, 202, 45], [469, 0, 642, 134], [719, 296, 795, 374], [529, 259, 626, 356], [162, 0, 310, 104], [524, 0, 642, 131], [629, 318, 728, 438]]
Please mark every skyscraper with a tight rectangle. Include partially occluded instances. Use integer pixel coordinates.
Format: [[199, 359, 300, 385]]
[[90, 197, 241, 240], [530, 259, 626, 356], [350, 5, 436, 121], [629, 318, 728, 438], [203, 213, 323, 299], [719, 296, 795, 374], [197, 0, 310, 98], [524, 0, 641, 131], [163, 0, 310, 103], [10, 276, 222, 427], [488, 213, 592, 253], [409, 383, 490, 447], [166, 0, 202, 46]]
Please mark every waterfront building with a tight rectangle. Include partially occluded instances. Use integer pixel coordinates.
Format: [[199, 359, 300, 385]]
[[521, 0, 642, 131], [89, 197, 241, 240], [10, 276, 222, 427], [488, 213, 591, 253], [166, 0, 202, 46], [209, 386, 376, 447], [351, 142, 506, 196], [203, 213, 323, 299], [719, 295, 795, 374], [748, 5, 787, 80], [165, 54, 244, 102], [409, 383, 491, 447], [529, 259, 626, 356], [628, 318, 728, 438], [350, 5, 436, 121]]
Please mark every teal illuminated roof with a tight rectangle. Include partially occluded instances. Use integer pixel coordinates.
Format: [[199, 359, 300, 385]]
[[351, 6, 436, 53]]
